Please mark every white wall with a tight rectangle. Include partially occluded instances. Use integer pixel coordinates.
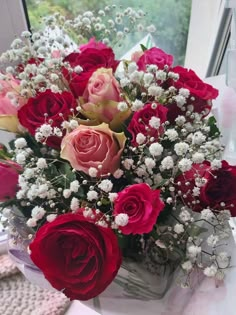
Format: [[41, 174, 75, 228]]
[[0, 0, 28, 55]]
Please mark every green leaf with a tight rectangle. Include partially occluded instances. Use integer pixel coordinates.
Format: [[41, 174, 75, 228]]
[[140, 44, 148, 51], [59, 162, 76, 182], [207, 116, 220, 138], [153, 178, 168, 189], [168, 247, 185, 261], [117, 234, 130, 249], [101, 198, 111, 206], [157, 204, 173, 223], [8, 139, 16, 151]]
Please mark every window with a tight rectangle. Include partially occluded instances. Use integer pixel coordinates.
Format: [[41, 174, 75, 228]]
[[24, 0, 192, 65]]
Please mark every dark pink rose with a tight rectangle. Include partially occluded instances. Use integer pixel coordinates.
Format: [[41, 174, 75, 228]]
[[127, 103, 167, 146], [80, 38, 108, 52], [113, 183, 164, 234], [0, 161, 21, 201], [137, 47, 173, 71]]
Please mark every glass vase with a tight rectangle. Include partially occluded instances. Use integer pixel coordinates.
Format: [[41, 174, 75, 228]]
[[7, 210, 176, 314]]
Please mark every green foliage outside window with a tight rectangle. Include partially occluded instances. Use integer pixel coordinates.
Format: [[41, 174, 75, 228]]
[[25, 0, 191, 65]]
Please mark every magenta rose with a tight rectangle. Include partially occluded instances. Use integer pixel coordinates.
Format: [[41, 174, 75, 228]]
[[113, 183, 164, 234], [0, 161, 21, 201], [127, 103, 168, 146], [80, 37, 108, 52], [18, 90, 77, 149], [136, 47, 173, 71], [30, 212, 122, 300], [63, 47, 119, 98], [167, 66, 218, 123], [61, 123, 126, 176]]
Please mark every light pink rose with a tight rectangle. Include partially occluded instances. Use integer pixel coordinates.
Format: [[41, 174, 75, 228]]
[[0, 74, 22, 115], [0, 74, 26, 133], [131, 51, 144, 63], [80, 68, 131, 129], [0, 160, 21, 201], [60, 123, 126, 176], [83, 67, 121, 104], [51, 50, 62, 58]]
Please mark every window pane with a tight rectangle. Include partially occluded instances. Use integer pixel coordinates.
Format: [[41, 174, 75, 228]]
[[24, 0, 191, 65]]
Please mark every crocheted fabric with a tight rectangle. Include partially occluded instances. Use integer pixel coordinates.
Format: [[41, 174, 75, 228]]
[[0, 254, 70, 315]]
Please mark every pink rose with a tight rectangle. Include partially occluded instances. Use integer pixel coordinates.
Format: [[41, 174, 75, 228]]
[[80, 38, 109, 52], [113, 183, 164, 235], [61, 123, 126, 176], [0, 161, 21, 201], [136, 47, 173, 71]]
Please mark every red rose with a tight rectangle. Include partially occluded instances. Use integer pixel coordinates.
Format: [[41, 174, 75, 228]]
[[0, 161, 21, 201], [167, 66, 218, 123], [17, 57, 44, 73], [137, 47, 173, 71], [200, 161, 236, 215], [172, 66, 218, 100], [176, 161, 236, 216], [63, 47, 119, 97], [113, 183, 164, 234], [175, 162, 210, 210], [127, 103, 167, 146], [29, 212, 122, 300], [18, 90, 77, 149]]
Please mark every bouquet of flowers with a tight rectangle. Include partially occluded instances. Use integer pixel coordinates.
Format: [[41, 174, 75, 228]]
[[0, 5, 234, 303]]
